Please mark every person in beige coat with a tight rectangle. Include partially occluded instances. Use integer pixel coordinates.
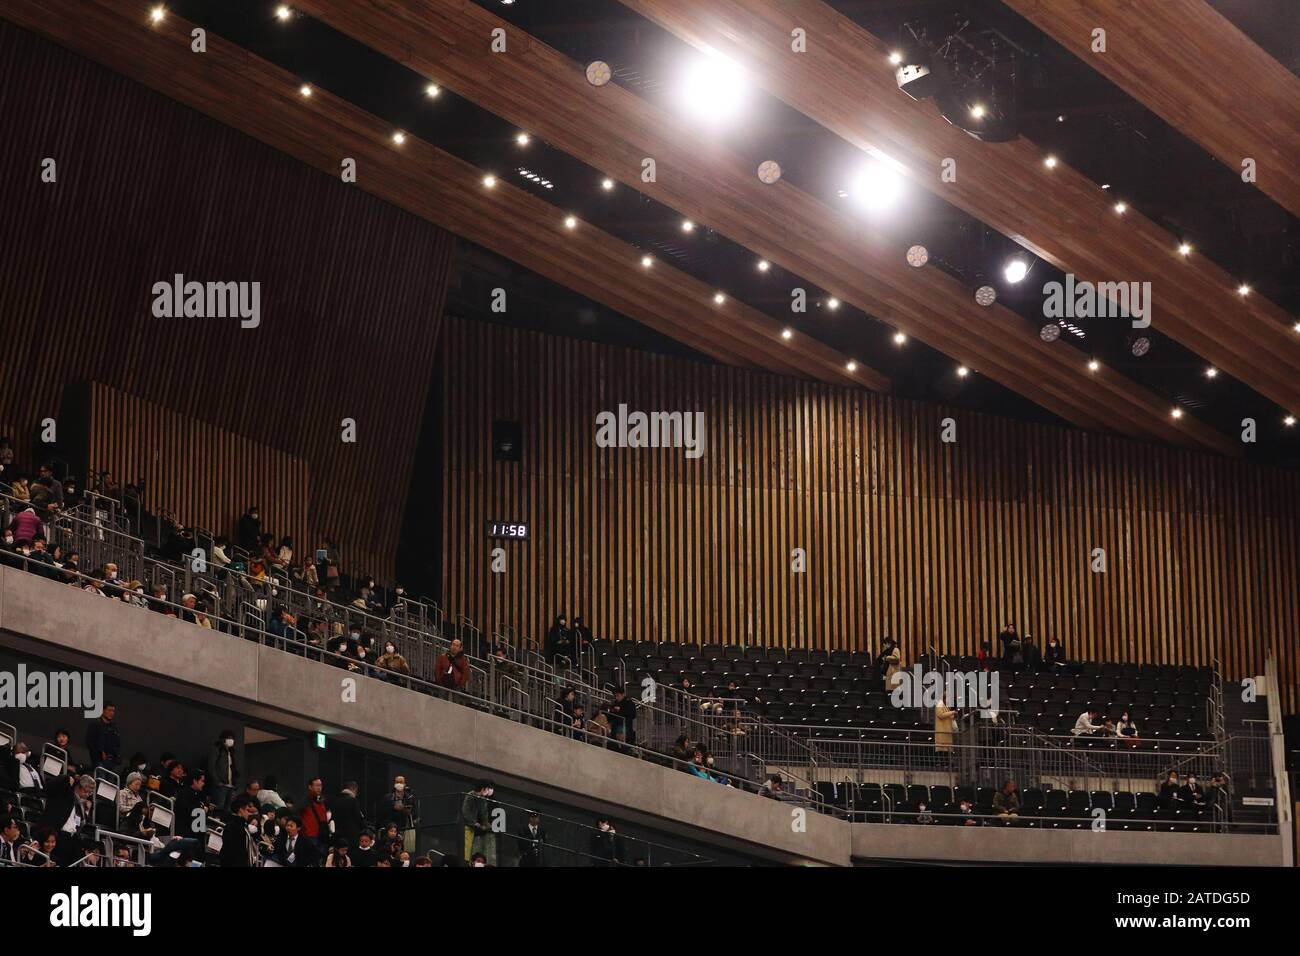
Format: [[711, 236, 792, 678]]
[[878, 637, 902, 689], [934, 699, 958, 753]]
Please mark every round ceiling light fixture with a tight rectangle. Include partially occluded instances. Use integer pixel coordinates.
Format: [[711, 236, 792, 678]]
[[974, 285, 997, 307], [906, 244, 929, 268], [586, 61, 612, 87], [1040, 323, 1061, 342], [1131, 336, 1151, 357], [757, 160, 782, 184]]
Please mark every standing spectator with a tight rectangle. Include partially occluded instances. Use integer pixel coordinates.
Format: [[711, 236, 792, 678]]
[[460, 781, 497, 865], [544, 615, 572, 668], [211, 731, 238, 810], [514, 811, 546, 867], [590, 816, 625, 866], [608, 686, 637, 746], [331, 781, 367, 848], [300, 777, 331, 851], [877, 636, 901, 689], [85, 702, 121, 770], [934, 696, 957, 754], [380, 775, 415, 841], [434, 638, 471, 692], [1022, 634, 1042, 673], [236, 505, 261, 553], [8, 505, 42, 545], [173, 770, 209, 839], [257, 774, 287, 810]]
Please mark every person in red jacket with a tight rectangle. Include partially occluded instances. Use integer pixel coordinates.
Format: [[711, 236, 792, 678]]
[[299, 776, 331, 851], [435, 639, 471, 692]]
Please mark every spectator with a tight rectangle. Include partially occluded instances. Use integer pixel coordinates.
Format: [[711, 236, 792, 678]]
[[1044, 637, 1067, 670], [273, 815, 319, 867], [276, 536, 294, 569], [376, 640, 410, 677], [957, 799, 980, 826], [353, 830, 379, 867], [934, 696, 957, 754], [916, 802, 935, 825], [4, 742, 43, 794], [1071, 706, 1107, 737], [331, 781, 367, 848], [258, 775, 287, 810], [210, 535, 232, 571], [211, 731, 238, 809], [173, 770, 210, 838], [544, 614, 572, 668], [469, 851, 488, 867], [0, 816, 22, 864], [515, 811, 546, 867], [236, 505, 261, 553], [180, 593, 212, 628], [38, 772, 94, 847], [325, 838, 353, 867], [570, 614, 592, 662], [160, 760, 187, 798], [460, 781, 497, 866], [993, 780, 1020, 819], [877, 636, 901, 689], [299, 777, 331, 851], [117, 771, 145, 822], [216, 795, 260, 867], [608, 686, 637, 746], [1115, 710, 1140, 748], [380, 775, 415, 836], [434, 638, 470, 692], [1180, 773, 1206, 807], [1022, 634, 1042, 672], [590, 816, 625, 866], [8, 505, 42, 545], [1157, 771, 1183, 810], [85, 702, 122, 770]]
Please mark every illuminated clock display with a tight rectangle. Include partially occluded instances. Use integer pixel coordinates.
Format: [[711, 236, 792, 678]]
[[486, 521, 529, 540]]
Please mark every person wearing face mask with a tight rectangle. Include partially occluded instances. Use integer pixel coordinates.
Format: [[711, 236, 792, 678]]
[[2, 742, 44, 794], [1180, 774, 1206, 806], [381, 776, 415, 836], [352, 830, 379, 867], [211, 731, 239, 810], [376, 640, 410, 679], [461, 780, 498, 865], [470, 852, 488, 867], [219, 795, 263, 867], [1044, 637, 1067, 670]]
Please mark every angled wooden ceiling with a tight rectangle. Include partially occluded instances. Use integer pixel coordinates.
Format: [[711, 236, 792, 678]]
[[1003, 0, 1300, 221], [0, 0, 880, 391], [618, 0, 1300, 422], [291, 0, 1238, 455]]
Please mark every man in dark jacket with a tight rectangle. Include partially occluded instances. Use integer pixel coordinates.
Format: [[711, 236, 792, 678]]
[[514, 811, 547, 867], [608, 687, 638, 746], [543, 615, 572, 668], [85, 703, 122, 770], [236, 505, 261, 553], [272, 815, 320, 867], [331, 782, 368, 848], [590, 816, 625, 866], [174, 770, 210, 839], [219, 795, 261, 867]]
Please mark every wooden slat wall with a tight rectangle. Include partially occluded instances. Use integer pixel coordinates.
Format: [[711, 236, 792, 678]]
[[441, 319, 1300, 707], [85, 382, 310, 559], [0, 22, 455, 580]]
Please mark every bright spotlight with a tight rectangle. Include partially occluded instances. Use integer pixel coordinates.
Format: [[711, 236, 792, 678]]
[[1171, 408, 1183, 419], [827, 298, 840, 311], [679, 51, 748, 124], [893, 331, 906, 346], [150, 5, 165, 22], [515, 132, 530, 146], [482, 175, 496, 188], [392, 131, 406, 145], [1205, 367, 1218, 378], [275, 5, 292, 21], [781, 328, 793, 340], [849, 160, 904, 211], [1044, 155, 1058, 168], [1178, 243, 1192, 256], [1285, 416, 1296, 427], [1003, 258, 1029, 284], [713, 293, 725, 305], [299, 84, 312, 97], [846, 361, 857, 372], [564, 215, 577, 229], [641, 255, 653, 268], [1114, 202, 1126, 214], [957, 365, 970, 378], [757, 259, 770, 272], [888, 51, 903, 65], [601, 178, 614, 191], [1238, 284, 1251, 296], [1088, 359, 1100, 372], [426, 84, 441, 98], [970, 104, 986, 119], [681, 220, 695, 233]]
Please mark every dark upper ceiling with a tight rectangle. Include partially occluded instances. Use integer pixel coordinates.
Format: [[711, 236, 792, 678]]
[[149, 0, 1300, 465]]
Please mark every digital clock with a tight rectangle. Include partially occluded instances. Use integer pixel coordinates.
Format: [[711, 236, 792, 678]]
[[486, 520, 529, 539]]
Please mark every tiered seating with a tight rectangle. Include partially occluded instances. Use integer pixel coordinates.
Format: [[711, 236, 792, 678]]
[[593, 641, 1215, 744]]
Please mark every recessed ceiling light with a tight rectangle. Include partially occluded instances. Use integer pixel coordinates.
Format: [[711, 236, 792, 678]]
[[757, 259, 770, 272], [564, 215, 577, 229], [515, 132, 530, 146], [713, 292, 725, 304], [1044, 155, 1058, 168], [781, 328, 793, 340], [846, 361, 857, 372], [681, 220, 695, 233], [906, 245, 928, 267], [1056, 114, 1065, 123], [426, 84, 441, 98], [1294, 321, 1300, 332], [482, 174, 496, 188], [1114, 202, 1126, 214], [957, 365, 970, 378], [849, 160, 904, 211], [1004, 258, 1029, 284], [1285, 416, 1296, 427], [680, 51, 748, 124], [1178, 243, 1192, 256], [299, 84, 312, 97], [392, 131, 406, 145], [888, 52, 903, 65], [641, 255, 653, 268], [1205, 366, 1218, 378], [1171, 408, 1183, 419], [970, 104, 986, 119], [1088, 359, 1100, 371], [974, 285, 996, 307], [827, 297, 840, 310], [1101, 183, 1111, 190], [1238, 284, 1251, 296], [893, 331, 906, 345], [150, 5, 165, 23], [275, 5, 292, 21], [601, 178, 614, 191]]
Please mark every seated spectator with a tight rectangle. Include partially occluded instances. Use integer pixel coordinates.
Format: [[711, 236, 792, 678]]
[[1115, 710, 1140, 748], [117, 771, 146, 821], [210, 535, 232, 571], [993, 780, 1020, 819], [353, 831, 379, 867], [1044, 637, 1067, 669], [273, 815, 319, 867], [257, 775, 287, 810], [1022, 634, 1042, 672], [1157, 771, 1183, 810], [3, 742, 44, 794], [544, 614, 572, 668], [8, 504, 42, 545], [957, 798, 980, 826], [376, 640, 411, 677], [434, 638, 470, 691], [916, 802, 934, 825], [325, 838, 352, 867], [1180, 774, 1206, 807], [1071, 706, 1107, 737], [0, 816, 24, 864], [275, 536, 294, 569], [179, 593, 212, 628]]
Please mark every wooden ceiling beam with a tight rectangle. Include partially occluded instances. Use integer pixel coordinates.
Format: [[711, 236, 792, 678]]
[[289, 0, 1238, 454], [617, 0, 1300, 424], [0, 1, 892, 390]]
